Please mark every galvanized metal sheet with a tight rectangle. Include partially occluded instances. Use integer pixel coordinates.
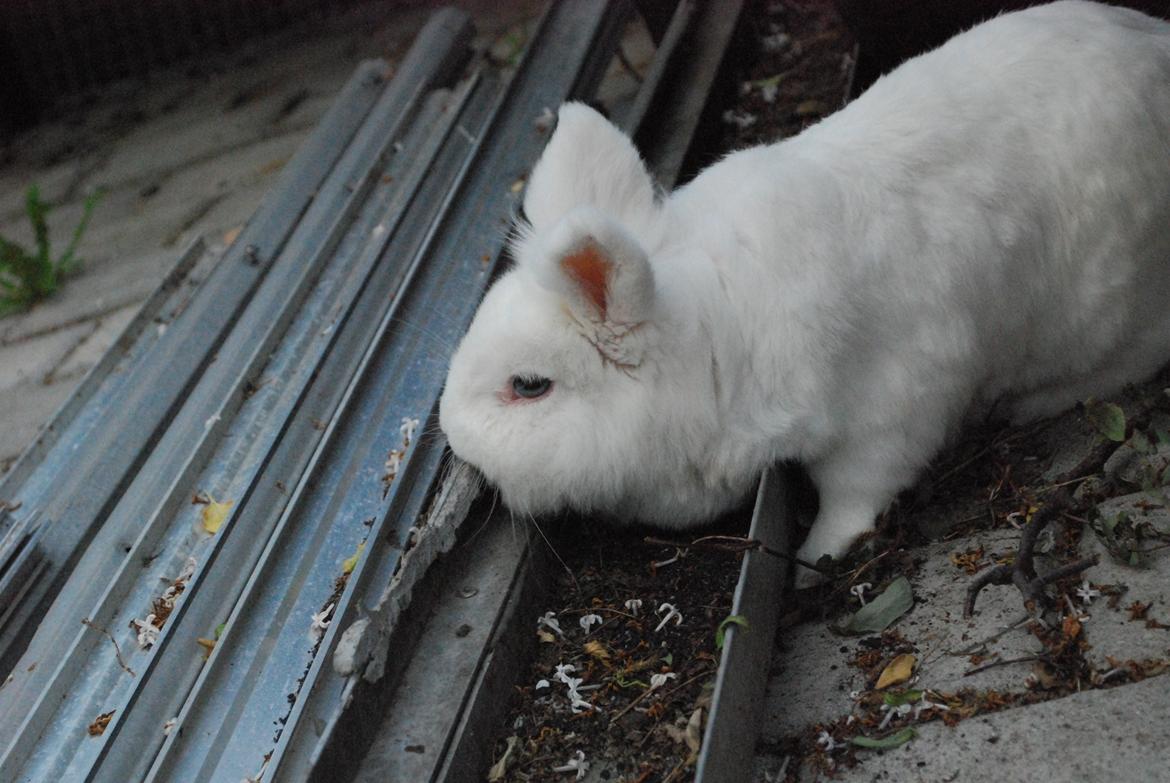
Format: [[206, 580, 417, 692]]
[[0, 9, 477, 781]]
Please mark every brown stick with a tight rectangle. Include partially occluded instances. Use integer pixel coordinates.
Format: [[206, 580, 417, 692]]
[[81, 617, 136, 677]]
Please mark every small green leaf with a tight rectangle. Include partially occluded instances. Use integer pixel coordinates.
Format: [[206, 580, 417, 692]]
[[715, 615, 750, 649], [850, 727, 916, 749], [833, 577, 914, 636], [881, 689, 923, 708], [214, 623, 226, 639], [1084, 398, 1127, 442]]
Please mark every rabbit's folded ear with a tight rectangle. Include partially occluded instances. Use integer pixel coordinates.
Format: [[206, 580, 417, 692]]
[[523, 102, 658, 234], [538, 206, 655, 327]]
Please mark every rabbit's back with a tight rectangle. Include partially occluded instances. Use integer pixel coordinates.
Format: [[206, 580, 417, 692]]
[[676, 0, 1170, 427]]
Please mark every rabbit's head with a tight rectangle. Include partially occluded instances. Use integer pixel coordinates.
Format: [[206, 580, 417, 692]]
[[440, 104, 746, 526]]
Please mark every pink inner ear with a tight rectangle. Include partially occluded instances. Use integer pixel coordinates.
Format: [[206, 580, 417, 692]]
[[561, 244, 610, 317]]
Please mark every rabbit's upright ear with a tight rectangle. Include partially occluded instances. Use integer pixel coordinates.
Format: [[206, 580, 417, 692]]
[[523, 103, 658, 233], [538, 206, 655, 328]]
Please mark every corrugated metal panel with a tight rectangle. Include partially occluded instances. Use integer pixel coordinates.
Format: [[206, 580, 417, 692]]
[[0, 8, 475, 779]]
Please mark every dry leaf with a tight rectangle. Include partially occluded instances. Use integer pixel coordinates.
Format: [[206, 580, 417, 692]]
[[201, 499, 233, 534], [487, 735, 519, 782], [196, 637, 217, 659], [1031, 661, 1061, 690], [222, 226, 242, 246], [875, 653, 916, 689], [685, 707, 703, 753], [342, 542, 365, 575], [583, 639, 611, 665], [537, 630, 556, 644], [88, 710, 115, 736]]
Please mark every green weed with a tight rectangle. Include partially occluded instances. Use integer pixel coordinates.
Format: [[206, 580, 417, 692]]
[[0, 185, 101, 315]]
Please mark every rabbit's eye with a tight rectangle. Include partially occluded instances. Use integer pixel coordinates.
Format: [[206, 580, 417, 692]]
[[511, 375, 552, 400]]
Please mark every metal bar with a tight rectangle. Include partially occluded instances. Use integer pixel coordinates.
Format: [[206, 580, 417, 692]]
[[695, 464, 792, 783], [620, 0, 696, 135], [633, 0, 747, 188], [125, 77, 485, 783], [90, 84, 474, 783], [0, 11, 475, 779], [0, 58, 388, 678], [352, 509, 543, 783]]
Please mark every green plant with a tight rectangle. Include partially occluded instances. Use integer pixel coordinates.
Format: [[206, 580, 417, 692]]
[[0, 185, 101, 315]]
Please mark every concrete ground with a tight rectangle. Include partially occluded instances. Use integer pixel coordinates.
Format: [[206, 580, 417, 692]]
[[0, 0, 542, 474], [753, 400, 1170, 781]]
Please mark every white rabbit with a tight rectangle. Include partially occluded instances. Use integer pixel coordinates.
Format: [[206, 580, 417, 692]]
[[439, 1, 1170, 586]]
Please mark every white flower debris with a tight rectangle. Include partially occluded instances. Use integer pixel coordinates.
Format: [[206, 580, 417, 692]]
[[878, 701, 913, 730], [849, 690, 862, 701], [655, 603, 683, 632], [538, 611, 565, 637], [131, 614, 160, 649], [550, 666, 601, 714], [721, 109, 757, 129], [816, 730, 838, 752], [1076, 580, 1101, 605], [850, 582, 872, 605], [913, 693, 951, 720], [579, 613, 603, 633], [203, 413, 220, 432], [649, 672, 678, 690], [761, 32, 790, 52], [383, 417, 421, 489], [1006, 510, 1025, 529], [563, 675, 595, 713], [310, 603, 335, 643], [535, 679, 550, 690], [761, 82, 779, 103], [154, 557, 198, 615], [1063, 594, 1091, 624], [553, 749, 589, 780], [652, 547, 684, 568], [400, 417, 420, 446], [163, 717, 178, 736], [624, 598, 643, 615], [383, 450, 403, 482]]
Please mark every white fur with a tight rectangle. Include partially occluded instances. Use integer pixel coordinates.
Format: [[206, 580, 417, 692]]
[[439, 1, 1170, 585]]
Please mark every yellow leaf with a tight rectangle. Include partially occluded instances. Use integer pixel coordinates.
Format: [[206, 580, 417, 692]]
[[583, 639, 611, 665], [875, 653, 917, 689], [196, 637, 216, 659], [201, 500, 233, 534], [342, 542, 366, 575], [536, 630, 556, 644]]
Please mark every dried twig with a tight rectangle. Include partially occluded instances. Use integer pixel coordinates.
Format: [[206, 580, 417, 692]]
[[962, 654, 1042, 677], [644, 534, 834, 576], [81, 617, 136, 677]]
